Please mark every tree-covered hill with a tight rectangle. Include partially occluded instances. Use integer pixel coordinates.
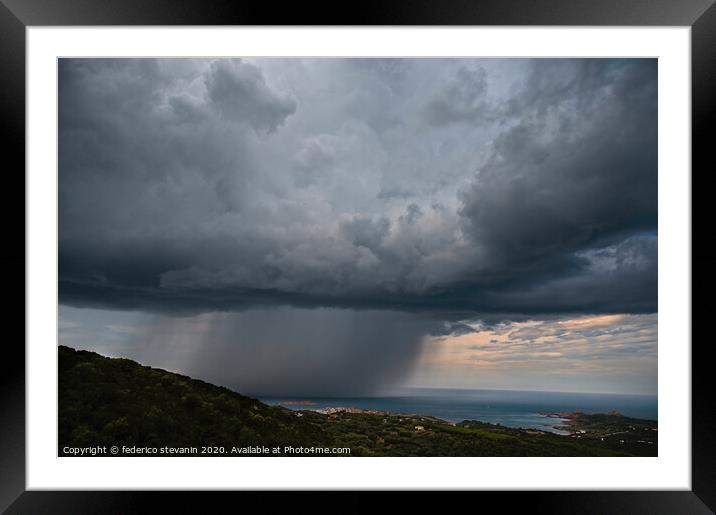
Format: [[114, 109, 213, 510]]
[[59, 345, 326, 453]]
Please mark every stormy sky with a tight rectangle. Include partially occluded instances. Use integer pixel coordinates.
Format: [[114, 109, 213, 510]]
[[58, 58, 658, 396]]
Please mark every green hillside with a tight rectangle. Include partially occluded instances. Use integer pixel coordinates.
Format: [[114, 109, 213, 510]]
[[58, 346, 656, 457]]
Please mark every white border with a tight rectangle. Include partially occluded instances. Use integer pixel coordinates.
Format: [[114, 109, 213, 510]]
[[27, 27, 691, 490]]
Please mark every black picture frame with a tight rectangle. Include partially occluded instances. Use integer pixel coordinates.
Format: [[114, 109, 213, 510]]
[[3, 0, 714, 511]]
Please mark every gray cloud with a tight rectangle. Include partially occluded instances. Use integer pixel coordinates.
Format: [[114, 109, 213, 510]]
[[59, 58, 657, 318], [205, 59, 296, 132], [424, 66, 491, 126]]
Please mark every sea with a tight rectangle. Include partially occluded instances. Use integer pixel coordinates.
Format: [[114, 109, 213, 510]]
[[262, 388, 658, 435]]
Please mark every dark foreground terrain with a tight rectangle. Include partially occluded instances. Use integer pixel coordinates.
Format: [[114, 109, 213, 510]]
[[59, 346, 657, 457]]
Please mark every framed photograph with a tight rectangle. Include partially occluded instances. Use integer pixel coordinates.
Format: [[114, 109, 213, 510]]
[[5, 0, 714, 510]]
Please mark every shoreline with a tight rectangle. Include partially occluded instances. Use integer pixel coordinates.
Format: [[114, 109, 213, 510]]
[[275, 402, 658, 437], [274, 403, 656, 437]]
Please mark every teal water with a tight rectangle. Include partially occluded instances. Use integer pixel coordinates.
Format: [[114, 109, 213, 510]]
[[263, 388, 657, 435]]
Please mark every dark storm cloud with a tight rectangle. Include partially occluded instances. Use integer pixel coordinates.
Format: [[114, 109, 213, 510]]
[[134, 308, 441, 396], [459, 59, 657, 265], [59, 58, 657, 318]]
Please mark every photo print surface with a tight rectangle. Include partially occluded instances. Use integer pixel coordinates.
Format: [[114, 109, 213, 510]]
[[58, 58, 658, 457]]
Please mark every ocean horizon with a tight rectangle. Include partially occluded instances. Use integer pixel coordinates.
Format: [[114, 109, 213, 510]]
[[262, 387, 657, 435]]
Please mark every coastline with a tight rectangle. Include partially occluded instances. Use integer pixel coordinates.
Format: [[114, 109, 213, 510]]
[[276, 403, 560, 435], [274, 402, 658, 441]]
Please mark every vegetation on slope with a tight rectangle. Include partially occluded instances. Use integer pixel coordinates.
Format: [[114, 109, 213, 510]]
[[59, 345, 326, 452]]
